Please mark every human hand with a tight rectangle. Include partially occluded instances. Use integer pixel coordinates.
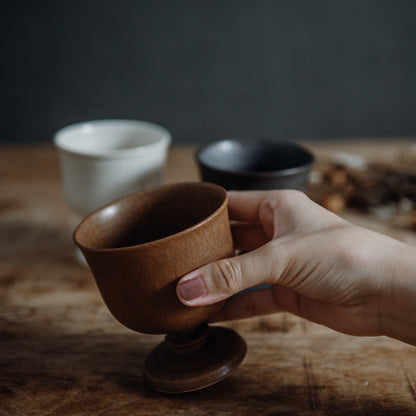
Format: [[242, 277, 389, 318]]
[[177, 190, 416, 345]]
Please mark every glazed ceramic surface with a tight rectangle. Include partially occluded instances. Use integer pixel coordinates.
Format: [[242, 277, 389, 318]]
[[73, 182, 234, 334], [55, 119, 171, 216], [196, 138, 314, 191]]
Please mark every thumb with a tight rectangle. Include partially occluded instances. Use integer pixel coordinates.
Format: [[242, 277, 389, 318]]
[[176, 244, 278, 306]]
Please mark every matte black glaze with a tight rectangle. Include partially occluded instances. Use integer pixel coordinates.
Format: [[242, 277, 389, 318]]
[[196, 138, 314, 191]]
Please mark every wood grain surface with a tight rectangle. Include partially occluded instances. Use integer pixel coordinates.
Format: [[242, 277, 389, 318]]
[[1, 140, 416, 415]]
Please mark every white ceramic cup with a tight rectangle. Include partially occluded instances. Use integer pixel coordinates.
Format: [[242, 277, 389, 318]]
[[54, 119, 171, 217]]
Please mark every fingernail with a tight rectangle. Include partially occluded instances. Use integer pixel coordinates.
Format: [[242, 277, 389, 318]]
[[177, 275, 208, 302]]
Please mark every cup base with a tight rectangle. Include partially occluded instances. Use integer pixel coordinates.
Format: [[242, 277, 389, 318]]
[[143, 324, 246, 393]]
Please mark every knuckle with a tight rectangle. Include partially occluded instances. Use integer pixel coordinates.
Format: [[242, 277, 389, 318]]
[[212, 259, 242, 293], [280, 189, 307, 206]]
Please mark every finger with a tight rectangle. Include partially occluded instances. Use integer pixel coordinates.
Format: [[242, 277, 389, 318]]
[[229, 190, 307, 238], [270, 285, 378, 337], [177, 243, 280, 306], [209, 286, 284, 322], [209, 284, 312, 323], [211, 284, 378, 337], [231, 222, 269, 251], [227, 191, 269, 222]]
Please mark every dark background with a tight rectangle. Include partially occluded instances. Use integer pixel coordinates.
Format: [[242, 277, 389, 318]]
[[2, 0, 416, 144]]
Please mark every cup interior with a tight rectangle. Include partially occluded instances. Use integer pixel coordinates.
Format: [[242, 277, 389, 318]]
[[197, 138, 313, 175], [54, 119, 171, 157], [75, 182, 227, 250]]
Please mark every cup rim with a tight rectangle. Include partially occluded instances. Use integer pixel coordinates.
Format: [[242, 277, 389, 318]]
[[54, 119, 171, 159], [73, 182, 229, 253], [196, 138, 314, 178]]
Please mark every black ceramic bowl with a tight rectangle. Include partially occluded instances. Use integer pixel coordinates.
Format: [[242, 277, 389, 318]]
[[195, 138, 314, 192]]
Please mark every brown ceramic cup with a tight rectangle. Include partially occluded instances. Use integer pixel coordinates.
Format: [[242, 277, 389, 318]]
[[73, 182, 246, 393], [73, 181, 233, 334]]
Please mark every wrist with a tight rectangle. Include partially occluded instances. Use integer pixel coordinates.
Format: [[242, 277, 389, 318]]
[[377, 240, 416, 345]]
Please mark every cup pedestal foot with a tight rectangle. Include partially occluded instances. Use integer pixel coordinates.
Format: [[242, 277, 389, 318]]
[[144, 323, 246, 393]]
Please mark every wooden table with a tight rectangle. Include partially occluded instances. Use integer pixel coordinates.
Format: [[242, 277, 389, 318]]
[[1, 140, 416, 415]]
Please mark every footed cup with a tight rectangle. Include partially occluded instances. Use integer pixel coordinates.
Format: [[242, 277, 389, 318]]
[[73, 182, 246, 393]]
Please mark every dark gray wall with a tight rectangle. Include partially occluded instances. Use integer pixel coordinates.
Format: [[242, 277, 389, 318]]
[[2, 1, 416, 144]]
